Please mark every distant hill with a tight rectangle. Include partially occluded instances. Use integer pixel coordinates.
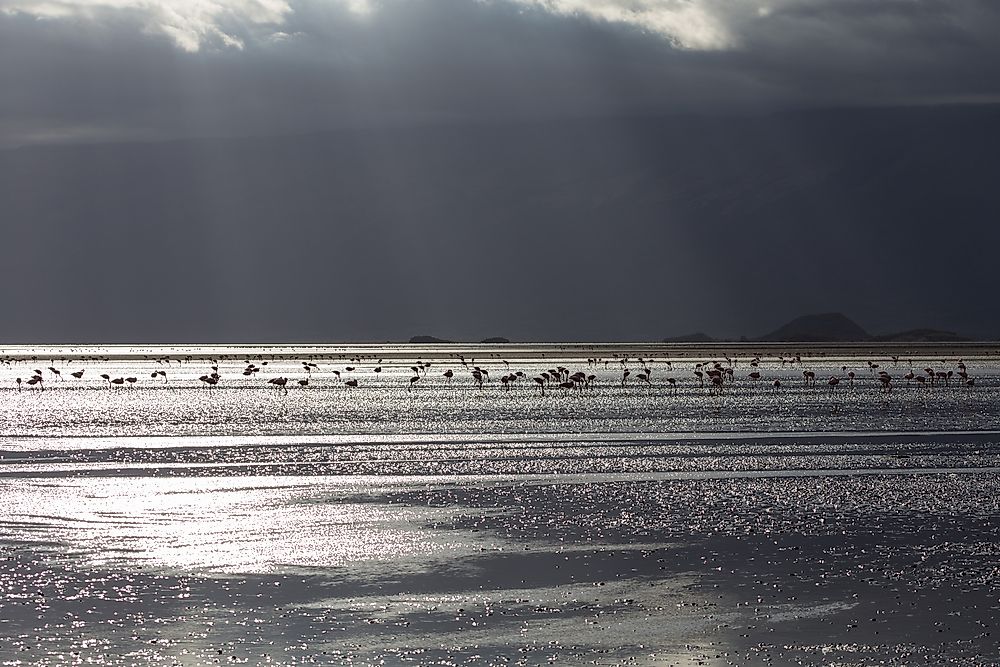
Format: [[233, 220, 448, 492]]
[[873, 329, 972, 343], [663, 314, 984, 344], [758, 313, 870, 342], [663, 332, 715, 343], [409, 335, 452, 344]]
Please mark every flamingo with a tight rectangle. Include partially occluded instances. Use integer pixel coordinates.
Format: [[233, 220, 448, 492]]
[[345, 379, 359, 388], [408, 376, 419, 391], [443, 369, 454, 384], [71, 370, 84, 380]]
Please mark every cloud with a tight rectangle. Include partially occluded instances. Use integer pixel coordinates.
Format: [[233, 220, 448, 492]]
[[1, 0, 293, 51], [0, 0, 747, 51], [1, 0, 1000, 147], [508, 0, 739, 50], [3, 0, 999, 58]]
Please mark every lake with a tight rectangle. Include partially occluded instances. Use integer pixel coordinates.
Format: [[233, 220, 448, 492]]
[[2, 343, 999, 665]]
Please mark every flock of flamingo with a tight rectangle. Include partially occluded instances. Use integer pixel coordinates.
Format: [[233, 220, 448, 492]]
[[1, 351, 981, 397]]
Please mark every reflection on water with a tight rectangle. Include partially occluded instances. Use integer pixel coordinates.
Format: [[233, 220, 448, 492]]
[[1, 476, 481, 573], [1, 344, 999, 665]]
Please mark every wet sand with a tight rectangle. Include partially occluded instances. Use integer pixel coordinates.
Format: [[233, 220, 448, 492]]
[[4, 468, 1000, 666]]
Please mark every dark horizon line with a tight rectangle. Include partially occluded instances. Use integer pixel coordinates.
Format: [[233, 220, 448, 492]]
[[1, 338, 998, 348]]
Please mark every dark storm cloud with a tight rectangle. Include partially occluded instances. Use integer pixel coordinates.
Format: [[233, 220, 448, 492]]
[[1, 0, 1000, 342], [3, 0, 1000, 144]]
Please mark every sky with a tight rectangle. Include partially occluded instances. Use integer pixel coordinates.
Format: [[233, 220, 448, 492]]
[[1, 0, 999, 342]]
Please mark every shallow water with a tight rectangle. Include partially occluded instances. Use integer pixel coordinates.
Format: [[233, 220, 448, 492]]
[[2, 344, 999, 665]]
